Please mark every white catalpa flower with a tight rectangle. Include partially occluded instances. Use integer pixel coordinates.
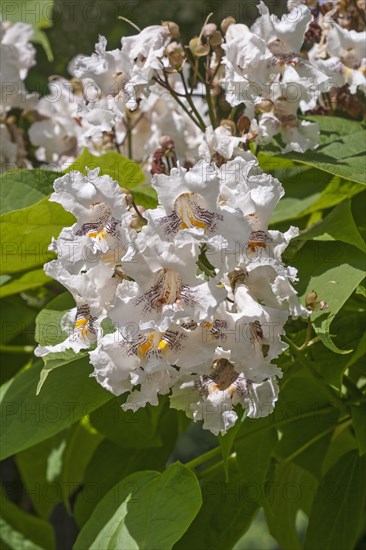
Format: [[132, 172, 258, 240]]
[[0, 21, 38, 114], [35, 304, 99, 357], [29, 79, 81, 163], [321, 24, 366, 94], [218, 154, 284, 233], [170, 356, 279, 435], [145, 161, 251, 273], [90, 321, 216, 404], [49, 168, 132, 265], [120, 25, 171, 109], [198, 124, 247, 162], [69, 35, 129, 97], [252, 0, 312, 55], [44, 260, 121, 317], [110, 230, 226, 331]]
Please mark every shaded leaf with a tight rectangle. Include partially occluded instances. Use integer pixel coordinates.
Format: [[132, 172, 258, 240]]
[[74, 463, 202, 550]]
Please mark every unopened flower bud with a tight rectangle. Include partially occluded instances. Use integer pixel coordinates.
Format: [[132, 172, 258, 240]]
[[220, 119, 236, 135], [255, 100, 274, 113], [159, 135, 175, 151], [125, 193, 134, 206], [189, 37, 210, 57], [305, 290, 318, 307], [161, 21, 180, 39], [221, 16, 236, 34], [203, 23, 217, 37], [209, 30, 223, 47], [166, 42, 185, 69], [237, 115, 251, 135], [130, 205, 147, 230]]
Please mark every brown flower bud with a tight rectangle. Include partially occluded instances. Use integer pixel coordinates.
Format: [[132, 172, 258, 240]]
[[220, 119, 236, 135], [209, 30, 223, 47], [166, 42, 185, 69], [305, 290, 318, 307], [161, 21, 180, 39], [125, 193, 134, 206], [202, 23, 217, 37], [221, 16, 236, 34], [255, 99, 274, 113], [159, 135, 175, 151], [189, 37, 210, 57], [237, 115, 251, 134]]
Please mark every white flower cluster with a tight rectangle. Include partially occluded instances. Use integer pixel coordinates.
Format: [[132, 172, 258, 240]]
[[36, 154, 307, 435], [2, 3, 365, 170], [308, 17, 366, 95], [1, 20, 37, 166]]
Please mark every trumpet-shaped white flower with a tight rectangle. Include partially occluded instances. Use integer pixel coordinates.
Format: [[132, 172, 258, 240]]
[[69, 35, 129, 97], [49, 168, 132, 261], [1, 21, 38, 114], [29, 79, 81, 162], [111, 230, 226, 331], [35, 303, 99, 357], [170, 355, 279, 435]]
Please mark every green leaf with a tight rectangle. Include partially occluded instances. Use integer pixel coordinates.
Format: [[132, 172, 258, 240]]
[[16, 430, 69, 518], [130, 185, 158, 209], [89, 395, 177, 450], [273, 366, 341, 479], [234, 421, 278, 505], [75, 407, 179, 528], [0, 170, 60, 215], [0, 269, 51, 298], [302, 178, 365, 216], [321, 427, 358, 475], [265, 462, 317, 550], [265, 116, 366, 184], [2, 0, 54, 61], [0, 296, 37, 345], [34, 291, 85, 393], [60, 419, 103, 508], [174, 459, 259, 550], [297, 200, 366, 253], [0, 197, 75, 273], [74, 463, 202, 550], [218, 409, 245, 482], [66, 149, 145, 188], [0, 488, 55, 550], [304, 451, 366, 550], [0, 358, 111, 460], [293, 241, 365, 353], [350, 404, 366, 456]]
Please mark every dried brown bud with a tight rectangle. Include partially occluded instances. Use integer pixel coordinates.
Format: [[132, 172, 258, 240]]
[[161, 21, 180, 39], [209, 30, 223, 47], [159, 135, 175, 151], [189, 37, 210, 57], [166, 42, 185, 69], [125, 193, 134, 206], [237, 115, 251, 135], [305, 290, 318, 307], [202, 23, 217, 37], [255, 99, 274, 113], [220, 119, 236, 135], [221, 16, 236, 34]]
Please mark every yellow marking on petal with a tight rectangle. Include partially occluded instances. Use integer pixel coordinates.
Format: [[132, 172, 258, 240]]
[[75, 318, 88, 329], [188, 216, 207, 230], [158, 340, 169, 353], [88, 228, 107, 240], [137, 333, 156, 360]]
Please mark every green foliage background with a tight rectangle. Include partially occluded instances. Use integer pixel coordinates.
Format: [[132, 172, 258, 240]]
[[0, 1, 365, 549]]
